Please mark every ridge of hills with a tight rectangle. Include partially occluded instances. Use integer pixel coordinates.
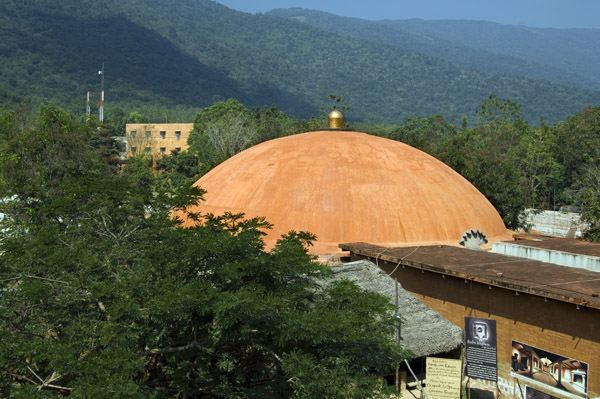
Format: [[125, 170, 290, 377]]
[[268, 8, 600, 91], [1, 0, 599, 123]]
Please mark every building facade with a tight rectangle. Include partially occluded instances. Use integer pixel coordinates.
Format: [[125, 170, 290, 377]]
[[341, 242, 600, 399], [125, 123, 193, 158]]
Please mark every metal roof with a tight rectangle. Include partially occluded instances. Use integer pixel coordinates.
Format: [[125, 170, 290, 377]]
[[339, 242, 600, 310]]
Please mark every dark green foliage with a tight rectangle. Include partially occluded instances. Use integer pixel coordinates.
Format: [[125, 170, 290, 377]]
[[371, 100, 600, 236], [0, 105, 406, 396], [269, 9, 600, 91], [1, 0, 599, 124], [368, 115, 458, 159], [553, 107, 600, 241], [155, 150, 207, 180]]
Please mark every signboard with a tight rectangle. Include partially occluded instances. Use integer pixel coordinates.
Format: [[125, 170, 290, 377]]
[[465, 317, 497, 382], [426, 357, 462, 399], [512, 340, 588, 398]]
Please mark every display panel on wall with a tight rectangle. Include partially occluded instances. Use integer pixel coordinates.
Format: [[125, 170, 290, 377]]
[[465, 317, 497, 382], [511, 340, 588, 398]]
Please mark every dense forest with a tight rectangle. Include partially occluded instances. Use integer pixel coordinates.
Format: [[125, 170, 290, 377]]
[[1, 0, 600, 123], [269, 8, 600, 91]]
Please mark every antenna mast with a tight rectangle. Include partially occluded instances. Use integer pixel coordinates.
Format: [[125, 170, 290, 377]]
[[98, 63, 105, 123], [86, 90, 91, 120]]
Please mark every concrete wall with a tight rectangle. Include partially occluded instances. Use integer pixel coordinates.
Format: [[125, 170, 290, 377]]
[[493, 242, 600, 272], [125, 123, 193, 157], [523, 209, 586, 238], [359, 256, 600, 398]]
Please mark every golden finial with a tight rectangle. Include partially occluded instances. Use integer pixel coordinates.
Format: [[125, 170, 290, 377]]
[[328, 110, 344, 129]]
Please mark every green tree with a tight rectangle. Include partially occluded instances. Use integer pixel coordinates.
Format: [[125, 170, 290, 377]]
[[189, 100, 314, 169], [0, 105, 406, 397], [518, 122, 562, 209], [155, 150, 206, 179], [438, 96, 529, 229], [252, 107, 311, 143], [575, 165, 600, 241], [554, 107, 600, 196], [378, 115, 457, 159], [188, 99, 256, 166], [553, 107, 600, 240]]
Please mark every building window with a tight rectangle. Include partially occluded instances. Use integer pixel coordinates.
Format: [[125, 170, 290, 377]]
[[175, 131, 181, 140], [159, 147, 166, 153], [174, 147, 181, 152], [145, 131, 151, 139], [144, 147, 151, 153], [130, 130, 137, 139], [160, 131, 166, 139], [131, 146, 137, 154]]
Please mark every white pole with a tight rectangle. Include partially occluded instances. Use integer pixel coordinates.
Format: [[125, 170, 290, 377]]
[[99, 63, 105, 123]]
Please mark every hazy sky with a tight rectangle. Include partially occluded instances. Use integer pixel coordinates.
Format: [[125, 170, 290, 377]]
[[215, 0, 600, 29]]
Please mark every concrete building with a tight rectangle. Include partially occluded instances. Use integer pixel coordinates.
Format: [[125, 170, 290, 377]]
[[125, 123, 193, 158], [522, 209, 587, 238], [493, 235, 600, 272], [341, 242, 600, 398]]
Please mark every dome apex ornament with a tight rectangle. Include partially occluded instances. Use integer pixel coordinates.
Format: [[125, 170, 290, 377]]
[[328, 110, 344, 129]]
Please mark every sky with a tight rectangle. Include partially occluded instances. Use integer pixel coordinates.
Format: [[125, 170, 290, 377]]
[[215, 0, 600, 29]]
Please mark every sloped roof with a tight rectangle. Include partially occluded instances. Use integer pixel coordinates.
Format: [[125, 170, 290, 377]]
[[329, 260, 463, 358], [340, 242, 600, 310], [182, 130, 511, 254]]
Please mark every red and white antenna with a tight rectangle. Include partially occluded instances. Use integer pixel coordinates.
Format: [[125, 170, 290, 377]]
[[98, 63, 105, 123]]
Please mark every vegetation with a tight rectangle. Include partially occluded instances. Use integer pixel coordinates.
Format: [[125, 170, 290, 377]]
[[1, 0, 599, 124], [1, 1, 599, 396], [366, 97, 600, 235], [0, 105, 406, 397], [189, 99, 320, 168], [270, 8, 600, 91]]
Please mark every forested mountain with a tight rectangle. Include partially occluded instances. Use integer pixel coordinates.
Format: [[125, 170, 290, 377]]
[[1, 0, 599, 123], [385, 19, 600, 89], [269, 8, 600, 90]]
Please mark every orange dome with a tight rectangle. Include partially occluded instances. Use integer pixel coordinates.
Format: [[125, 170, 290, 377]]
[[183, 131, 511, 254]]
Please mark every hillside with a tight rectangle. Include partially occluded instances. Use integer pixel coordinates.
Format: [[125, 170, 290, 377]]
[[386, 19, 600, 89], [268, 8, 600, 90], [1, 0, 599, 123]]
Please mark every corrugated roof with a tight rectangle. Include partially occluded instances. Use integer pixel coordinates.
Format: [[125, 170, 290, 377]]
[[339, 243, 600, 310]]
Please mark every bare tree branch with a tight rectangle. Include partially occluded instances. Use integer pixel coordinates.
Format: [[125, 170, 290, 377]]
[[147, 340, 204, 355]]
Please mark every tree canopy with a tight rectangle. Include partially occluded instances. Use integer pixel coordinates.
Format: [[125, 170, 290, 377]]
[[365, 97, 600, 235], [188, 99, 319, 168], [0, 105, 406, 397]]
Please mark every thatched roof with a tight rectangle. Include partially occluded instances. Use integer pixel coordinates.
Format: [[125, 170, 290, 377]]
[[329, 260, 463, 358]]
